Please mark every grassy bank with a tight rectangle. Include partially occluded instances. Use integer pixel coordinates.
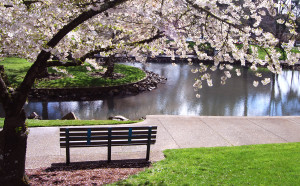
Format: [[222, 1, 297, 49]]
[[116, 143, 300, 185], [0, 57, 146, 88], [0, 118, 140, 128], [37, 63, 146, 88]]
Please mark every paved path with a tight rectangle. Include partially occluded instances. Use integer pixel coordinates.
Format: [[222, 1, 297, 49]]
[[26, 115, 300, 169]]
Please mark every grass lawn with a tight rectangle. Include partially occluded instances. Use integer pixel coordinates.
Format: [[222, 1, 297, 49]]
[[249, 45, 300, 60], [115, 143, 300, 185], [0, 57, 32, 87], [0, 118, 140, 128], [0, 57, 146, 88]]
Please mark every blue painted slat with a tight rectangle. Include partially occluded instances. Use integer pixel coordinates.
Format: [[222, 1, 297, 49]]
[[87, 129, 91, 145], [128, 128, 132, 143]]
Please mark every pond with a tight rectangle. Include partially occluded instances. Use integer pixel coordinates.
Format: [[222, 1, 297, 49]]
[[1, 62, 300, 120]]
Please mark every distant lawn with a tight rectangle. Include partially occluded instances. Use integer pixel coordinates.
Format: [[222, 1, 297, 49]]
[[0, 118, 140, 128], [0, 57, 146, 88], [0, 57, 32, 87], [116, 143, 300, 185], [249, 45, 300, 60]]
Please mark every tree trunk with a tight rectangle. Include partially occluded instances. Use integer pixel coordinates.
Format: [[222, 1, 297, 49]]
[[104, 56, 115, 78], [0, 109, 29, 186], [36, 62, 49, 79]]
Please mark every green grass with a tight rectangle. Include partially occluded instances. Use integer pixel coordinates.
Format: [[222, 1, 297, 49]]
[[291, 48, 300, 53], [36, 63, 146, 88], [115, 143, 300, 185], [0, 57, 32, 87], [0, 58, 146, 88], [0, 118, 141, 128], [246, 45, 300, 60]]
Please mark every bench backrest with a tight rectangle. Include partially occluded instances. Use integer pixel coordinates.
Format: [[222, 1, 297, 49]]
[[60, 126, 157, 148]]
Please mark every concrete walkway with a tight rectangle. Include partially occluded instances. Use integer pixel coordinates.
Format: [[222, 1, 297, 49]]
[[26, 115, 300, 169]]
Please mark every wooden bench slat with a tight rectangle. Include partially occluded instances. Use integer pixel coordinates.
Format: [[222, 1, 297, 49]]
[[60, 130, 157, 137], [60, 143, 154, 148], [60, 139, 156, 147], [60, 128, 158, 133], [60, 126, 157, 132], [60, 135, 156, 141]]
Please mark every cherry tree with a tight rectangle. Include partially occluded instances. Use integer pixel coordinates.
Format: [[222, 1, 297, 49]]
[[0, 1, 131, 184], [0, 0, 299, 185]]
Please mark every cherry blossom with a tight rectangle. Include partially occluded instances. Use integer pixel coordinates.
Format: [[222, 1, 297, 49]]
[[0, 0, 299, 103]]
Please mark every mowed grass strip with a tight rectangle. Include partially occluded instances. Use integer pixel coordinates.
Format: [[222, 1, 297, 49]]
[[0, 57, 146, 88], [115, 143, 300, 185], [0, 118, 140, 128]]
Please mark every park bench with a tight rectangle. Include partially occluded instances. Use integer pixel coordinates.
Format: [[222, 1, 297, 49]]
[[60, 126, 157, 165]]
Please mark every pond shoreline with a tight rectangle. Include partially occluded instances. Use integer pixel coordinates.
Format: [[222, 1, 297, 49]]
[[28, 70, 167, 101]]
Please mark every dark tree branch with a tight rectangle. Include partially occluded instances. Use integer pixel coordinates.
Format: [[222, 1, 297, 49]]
[[128, 31, 164, 46], [23, 0, 42, 8], [80, 31, 164, 62], [75, 0, 108, 8], [47, 0, 128, 48], [80, 47, 115, 62], [46, 60, 82, 67]]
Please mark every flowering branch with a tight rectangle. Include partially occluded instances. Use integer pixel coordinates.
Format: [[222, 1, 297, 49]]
[[9, 0, 128, 114], [79, 30, 164, 62]]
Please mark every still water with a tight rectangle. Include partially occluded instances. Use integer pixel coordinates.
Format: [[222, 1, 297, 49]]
[[4, 62, 300, 120]]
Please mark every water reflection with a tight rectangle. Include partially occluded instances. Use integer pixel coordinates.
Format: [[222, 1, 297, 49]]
[[1, 63, 299, 119]]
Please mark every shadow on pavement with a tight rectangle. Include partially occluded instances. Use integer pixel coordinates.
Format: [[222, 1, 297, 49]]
[[47, 159, 151, 171]]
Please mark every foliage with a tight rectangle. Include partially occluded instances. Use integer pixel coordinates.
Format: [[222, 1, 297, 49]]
[[116, 143, 300, 185], [0, 118, 140, 128]]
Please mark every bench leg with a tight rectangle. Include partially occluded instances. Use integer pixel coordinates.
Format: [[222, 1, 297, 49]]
[[146, 144, 151, 161], [108, 128, 112, 163], [108, 145, 111, 163], [66, 128, 70, 165], [66, 146, 70, 165], [146, 127, 152, 161]]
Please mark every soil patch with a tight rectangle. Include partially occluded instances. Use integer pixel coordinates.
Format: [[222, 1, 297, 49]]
[[26, 160, 150, 185]]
